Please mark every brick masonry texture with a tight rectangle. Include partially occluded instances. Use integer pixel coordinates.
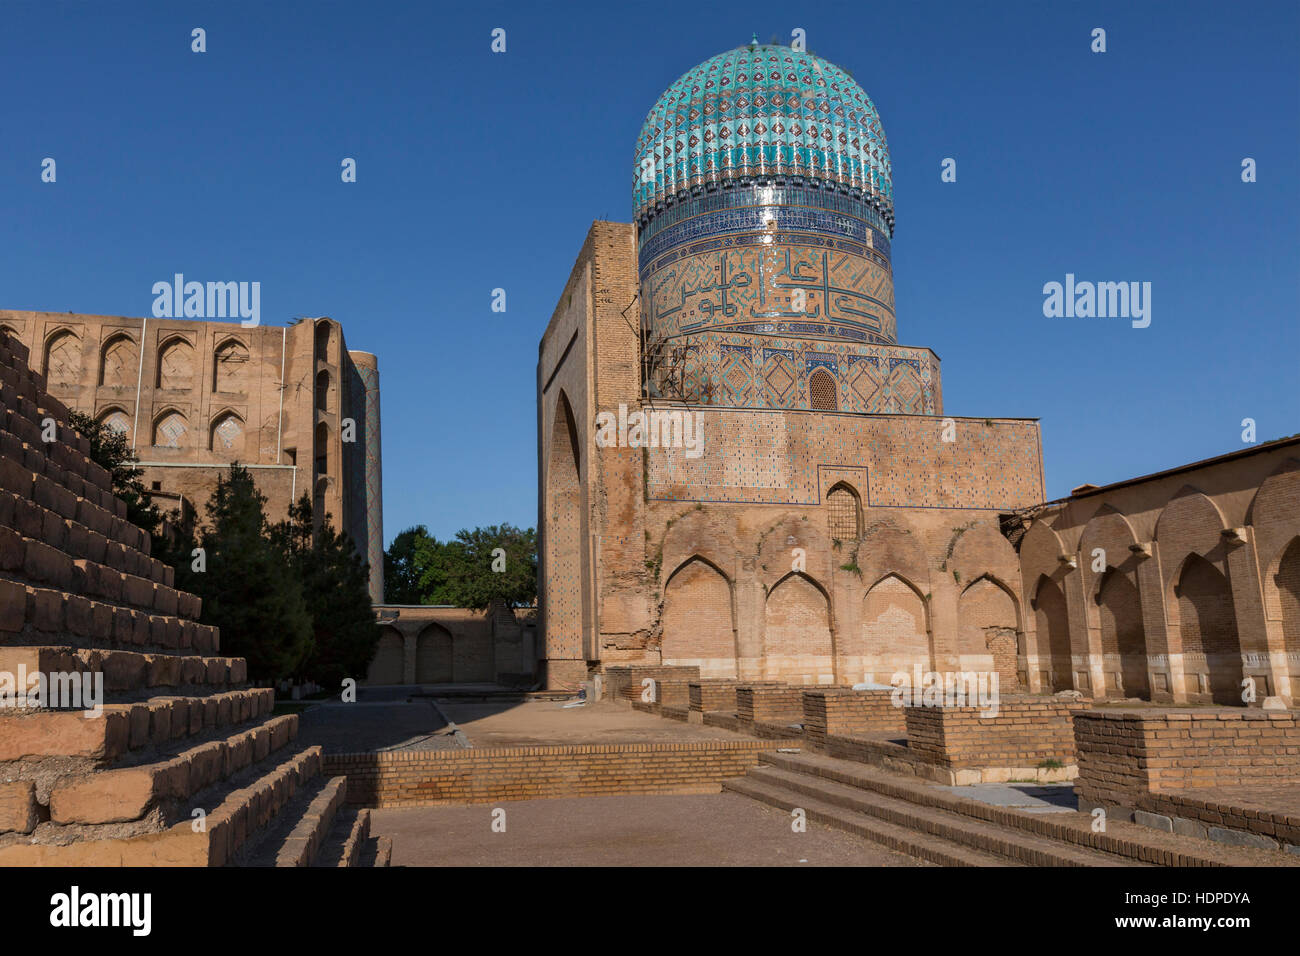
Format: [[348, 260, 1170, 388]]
[[901, 697, 1086, 770], [537, 220, 1299, 708], [322, 740, 776, 807], [801, 689, 906, 748], [0, 331, 384, 866], [1073, 710, 1300, 809], [0, 310, 384, 603]]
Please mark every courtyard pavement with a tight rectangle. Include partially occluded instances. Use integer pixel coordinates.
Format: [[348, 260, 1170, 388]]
[[370, 793, 933, 867]]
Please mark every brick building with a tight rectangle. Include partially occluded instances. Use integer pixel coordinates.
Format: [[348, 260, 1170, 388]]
[[537, 43, 1045, 689], [0, 310, 384, 602], [535, 41, 1299, 703], [1013, 438, 1300, 706]]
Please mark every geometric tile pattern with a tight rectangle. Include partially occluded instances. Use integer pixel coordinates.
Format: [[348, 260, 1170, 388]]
[[647, 411, 1043, 510], [669, 331, 941, 415]]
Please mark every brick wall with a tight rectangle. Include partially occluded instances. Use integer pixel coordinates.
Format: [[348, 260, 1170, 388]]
[[689, 679, 781, 713], [604, 664, 699, 702], [903, 697, 1086, 770], [1073, 710, 1300, 808], [801, 689, 906, 748], [736, 684, 844, 723], [322, 740, 774, 807]]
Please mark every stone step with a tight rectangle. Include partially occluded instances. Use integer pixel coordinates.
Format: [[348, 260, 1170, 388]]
[[757, 751, 1294, 867], [315, 807, 372, 867], [355, 834, 392, 868], [237, 774, 348, 867], [724, 776, 1014, 866], [0, 484, 173, 590], [0, 744, 323, 865], [742, 765, 1135, 867], [0, 645, 243, 696], [0, 687, 273, 764], [48, 713, 299, 825], [1, 586, 215, 655]]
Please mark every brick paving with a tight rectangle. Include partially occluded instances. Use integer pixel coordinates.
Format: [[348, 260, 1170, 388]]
[[370, 793, 933, 867]]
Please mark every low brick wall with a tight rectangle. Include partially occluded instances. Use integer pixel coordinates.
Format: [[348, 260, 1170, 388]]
[[1137, 790, 1300, 852], [688, 679, 779, 713], [737, 684, 845, 724], [648, 679, 693, 709], [1073, 710, 1300, 809], [323, 740, 774, 807], [904, 697, 1086, 771], [802, 689, 906, 747], [603, 665, 700, 703]]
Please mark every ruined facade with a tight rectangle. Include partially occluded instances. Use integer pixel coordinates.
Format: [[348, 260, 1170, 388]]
[[363, 604, 537, 686], [1014, 437, 1300, 706], [0, 310, 383, 603], [537, 44, 1045, 689], [535, 42, 1299, 705]]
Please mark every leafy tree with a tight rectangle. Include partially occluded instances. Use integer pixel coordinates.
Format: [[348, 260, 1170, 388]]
[[384, 525, 432, 604], [272, 495, 380, 687], [436, 524, 537, 610], [384, 523, 537, 610], [67, 410, 160, 539], [191, 465, 313, 680]]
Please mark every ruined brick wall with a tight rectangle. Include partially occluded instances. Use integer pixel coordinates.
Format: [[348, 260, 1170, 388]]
[[0, 309, 384, 602], [537, 222, 1050, 690], [1073, 710, 1300, 809], [903, 698, 1086, 770], [1018, 438, 1300, 705], [324, 740, 773, 807], [801, 689, 906, 747], [0, 329, 366, 867], [736, 683, 844, 723]]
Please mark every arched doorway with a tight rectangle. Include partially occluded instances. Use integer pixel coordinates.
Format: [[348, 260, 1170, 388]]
[[1034, 576, 1073, 692], [1176, 555, 1242, 705], [544, 392, 586, 674], [1097, 570, 1149, 699], [415, 623, 453, 683], [763, 573, 833, 683], [661, 557, 736, 678], [958, 577, 1018, 689]]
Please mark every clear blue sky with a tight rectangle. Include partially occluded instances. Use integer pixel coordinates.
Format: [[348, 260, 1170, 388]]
[[3, 1, 1297, 543]]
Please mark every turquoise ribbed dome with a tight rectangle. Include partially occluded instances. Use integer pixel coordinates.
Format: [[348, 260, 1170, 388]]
[[633, 44, 892, 226]]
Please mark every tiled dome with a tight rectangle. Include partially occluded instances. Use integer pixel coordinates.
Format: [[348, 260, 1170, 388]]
[[633, 43, 893, 229]]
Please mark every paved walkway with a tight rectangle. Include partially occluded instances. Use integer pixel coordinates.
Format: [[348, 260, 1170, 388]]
[[370, 793, 932, 867], [936, 782, 1077, 814], [438, 698, 749, 748], [296, 691, 459, 752]]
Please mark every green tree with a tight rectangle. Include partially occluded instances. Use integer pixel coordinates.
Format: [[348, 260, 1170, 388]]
[[384, 525, 432, 604], [192, 465, 313, 680], [67, 410, 160, 539], [272, 495, 381, 687], [431, 524, 537, 610], [382, 523, 538, 610]]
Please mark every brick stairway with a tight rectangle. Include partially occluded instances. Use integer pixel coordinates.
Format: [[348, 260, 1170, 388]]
[[725, 750, 1300, 867], [0, 331, 389, 867]]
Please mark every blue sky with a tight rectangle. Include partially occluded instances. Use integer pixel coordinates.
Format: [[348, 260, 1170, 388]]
[[3, 0, 1297, 543]]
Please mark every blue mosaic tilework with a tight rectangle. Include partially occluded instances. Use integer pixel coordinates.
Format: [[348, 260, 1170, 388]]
[[637, 185, 891, 266], [634, 44, 893, 230]]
